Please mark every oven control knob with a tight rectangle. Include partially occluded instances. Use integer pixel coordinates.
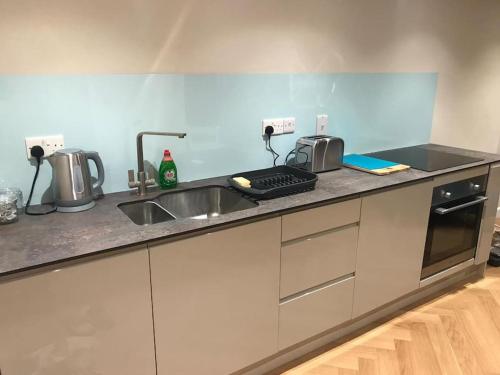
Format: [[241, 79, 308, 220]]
[[440, 190, 452, 199]]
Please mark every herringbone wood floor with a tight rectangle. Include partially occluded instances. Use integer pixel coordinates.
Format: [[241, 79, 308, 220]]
[[280, 266, 500, 375]]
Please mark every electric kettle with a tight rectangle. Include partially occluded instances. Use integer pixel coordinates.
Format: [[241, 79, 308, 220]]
[[49, 149, 105, 212]]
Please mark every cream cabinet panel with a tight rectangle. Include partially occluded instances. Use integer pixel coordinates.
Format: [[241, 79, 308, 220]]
[[353, 182, 433, 317], [280, 225, 358, 298], [476, 163, 500, 264], [278, 276, 354, 350], [282, 198, 361, 241], [149, 218, 281, 375], [0, 249, 156, 375]]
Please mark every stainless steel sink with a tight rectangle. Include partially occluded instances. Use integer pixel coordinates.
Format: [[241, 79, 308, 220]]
[[118, 200, 175, 225], [119, 186, 258, 225], [156, 186, 258, 219]]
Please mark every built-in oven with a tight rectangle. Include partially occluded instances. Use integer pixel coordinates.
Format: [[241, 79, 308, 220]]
[[421, 174, 488, 279]]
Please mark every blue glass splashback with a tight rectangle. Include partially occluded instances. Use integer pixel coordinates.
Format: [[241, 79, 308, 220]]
[[0, 73, 437, 203]]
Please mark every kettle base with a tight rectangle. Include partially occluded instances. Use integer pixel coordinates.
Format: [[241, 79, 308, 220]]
[[57, 201, 96, 213]]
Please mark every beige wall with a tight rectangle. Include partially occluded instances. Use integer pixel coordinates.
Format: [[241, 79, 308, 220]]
[[1, 0, 499, 152]]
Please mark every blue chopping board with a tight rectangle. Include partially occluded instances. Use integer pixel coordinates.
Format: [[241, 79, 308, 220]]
[[343, 154, 410, 175]]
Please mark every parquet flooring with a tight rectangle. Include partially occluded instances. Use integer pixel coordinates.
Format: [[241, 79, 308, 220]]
[[280, 266, 500, 375]]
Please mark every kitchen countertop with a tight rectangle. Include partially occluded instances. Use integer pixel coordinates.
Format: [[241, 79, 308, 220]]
[[1, 143, 499, 277]]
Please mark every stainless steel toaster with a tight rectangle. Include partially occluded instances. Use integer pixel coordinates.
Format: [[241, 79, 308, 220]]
[[292, 135, 344, 173]]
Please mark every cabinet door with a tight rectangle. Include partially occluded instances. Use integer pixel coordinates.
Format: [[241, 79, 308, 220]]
[[476, 163, 500, 264], [149, 218, 281, 375], [0, 248, 156, 375], [353, 182, 433, 317]]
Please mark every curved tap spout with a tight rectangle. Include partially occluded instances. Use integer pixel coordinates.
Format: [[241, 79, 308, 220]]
[[130, 131, 187, 195]]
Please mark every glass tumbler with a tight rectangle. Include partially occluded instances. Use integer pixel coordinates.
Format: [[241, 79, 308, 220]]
[[0, 188, 21, 224]]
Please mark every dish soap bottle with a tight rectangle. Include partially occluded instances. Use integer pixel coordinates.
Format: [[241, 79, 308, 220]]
[[159, 150, 178, 189]]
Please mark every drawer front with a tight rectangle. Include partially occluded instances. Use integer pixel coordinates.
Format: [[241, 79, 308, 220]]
[[282, 199, 361, 242], [280, 225, 358, 298], [278, 276, 354, 350]]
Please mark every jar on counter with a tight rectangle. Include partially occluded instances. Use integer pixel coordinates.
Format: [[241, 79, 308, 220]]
[[0, 188, 22, 224]]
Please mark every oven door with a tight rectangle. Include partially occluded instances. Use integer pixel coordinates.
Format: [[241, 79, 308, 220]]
[[421, 195, 487, 279]]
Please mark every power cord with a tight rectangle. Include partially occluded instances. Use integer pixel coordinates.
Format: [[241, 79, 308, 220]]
[[284, 148, 296, 165], [265, 126, 280, 167], [25, 145, 56, 216], [296, 145, 309, 165], [284, 145, 309, 166]]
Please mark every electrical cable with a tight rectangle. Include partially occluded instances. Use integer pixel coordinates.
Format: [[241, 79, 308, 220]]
[[25, 146, 56, 216], [264, 125, 280, 167], [284, 146, 309, 168], [296, 145, 309, 165], [267, 136, 280, 167], [284, 148, 296, 165]]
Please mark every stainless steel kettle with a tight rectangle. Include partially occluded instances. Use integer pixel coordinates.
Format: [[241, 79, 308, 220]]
[[49, 149, 105, 212]]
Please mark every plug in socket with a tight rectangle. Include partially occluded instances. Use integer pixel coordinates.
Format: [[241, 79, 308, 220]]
[[262, 119, 284, 136], [25, 135, 65, 160]]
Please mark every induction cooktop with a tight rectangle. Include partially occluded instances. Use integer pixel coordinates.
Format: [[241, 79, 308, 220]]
[[367, 145, 483, 172]]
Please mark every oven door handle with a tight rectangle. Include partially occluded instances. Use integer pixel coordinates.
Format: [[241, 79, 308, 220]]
[[434, 196, 488, 215]]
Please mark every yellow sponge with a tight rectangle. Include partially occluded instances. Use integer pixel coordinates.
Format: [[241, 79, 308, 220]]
[[232, 177, 251, 188]]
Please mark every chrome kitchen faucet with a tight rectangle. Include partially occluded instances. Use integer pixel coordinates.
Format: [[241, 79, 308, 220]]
[[128, 131, 186, 196]]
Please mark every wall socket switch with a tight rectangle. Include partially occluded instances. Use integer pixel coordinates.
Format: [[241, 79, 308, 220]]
[[283, 117, 295, 134], [25, 135, 65, 160], [262, 119, 284, 136], [316, 114, 328, 135]]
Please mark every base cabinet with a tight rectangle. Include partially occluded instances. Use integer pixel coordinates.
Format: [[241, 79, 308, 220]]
[[476, 163, 500, 264], [353, 182, 433, 317], [149, 218, 281, 375], [0, 249, 156, 375]]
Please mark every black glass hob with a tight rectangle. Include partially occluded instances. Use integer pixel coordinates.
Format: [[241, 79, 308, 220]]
[[367, 145, 483, 172]]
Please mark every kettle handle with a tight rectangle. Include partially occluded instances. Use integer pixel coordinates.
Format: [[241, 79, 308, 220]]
[[86, 151, 105, 191]]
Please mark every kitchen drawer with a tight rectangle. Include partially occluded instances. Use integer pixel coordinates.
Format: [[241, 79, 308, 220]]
[[280, 225, 358, 298], [282, 199, 361, 242], [278, 276, 354, 350]]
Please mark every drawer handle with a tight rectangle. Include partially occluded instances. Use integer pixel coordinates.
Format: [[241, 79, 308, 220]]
[[280, 273, 355, 304]]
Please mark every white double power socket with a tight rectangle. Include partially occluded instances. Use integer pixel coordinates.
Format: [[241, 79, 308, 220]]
[[25, 135, 65, 160], [262, 117, 295, 136]]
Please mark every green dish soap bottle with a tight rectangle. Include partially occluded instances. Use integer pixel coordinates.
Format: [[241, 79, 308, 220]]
[[159, 150, 178, 189]]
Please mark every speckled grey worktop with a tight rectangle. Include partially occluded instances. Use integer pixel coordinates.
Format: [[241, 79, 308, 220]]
[[1, 143, 499, 277]]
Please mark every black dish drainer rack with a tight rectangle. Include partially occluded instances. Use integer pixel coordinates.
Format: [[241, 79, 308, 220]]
[[228, 166, 318, 199]]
